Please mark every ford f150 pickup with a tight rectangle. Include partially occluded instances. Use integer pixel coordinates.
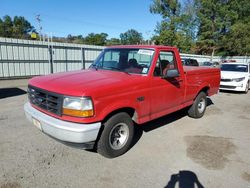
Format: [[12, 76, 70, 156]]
[[24, 45, 220, 158]]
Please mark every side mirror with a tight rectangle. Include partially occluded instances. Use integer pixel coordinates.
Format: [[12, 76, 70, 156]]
[[163, 69, 179, 78]]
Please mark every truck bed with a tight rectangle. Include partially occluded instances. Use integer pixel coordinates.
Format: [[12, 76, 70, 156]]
[[183, 66, 221, 98]]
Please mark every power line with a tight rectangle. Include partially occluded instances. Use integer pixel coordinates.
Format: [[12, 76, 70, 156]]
[[41, 13, 132, 31]]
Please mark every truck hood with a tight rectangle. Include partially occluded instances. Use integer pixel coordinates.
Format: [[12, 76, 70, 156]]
[[29, 69, 147, 96], [221, 71, 248, 79]]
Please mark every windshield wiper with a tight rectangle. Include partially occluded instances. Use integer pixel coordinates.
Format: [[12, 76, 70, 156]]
[[91, 64, 98, 71]]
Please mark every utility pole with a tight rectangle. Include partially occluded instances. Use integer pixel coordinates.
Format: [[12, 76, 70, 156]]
[[36, 14, 42, 41]]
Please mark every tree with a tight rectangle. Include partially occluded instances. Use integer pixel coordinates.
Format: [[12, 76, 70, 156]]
[[194, 0, 236, 56], [66, 34, 84, 43], [1, 15, 13, 37], [107, 38, 121, 46], [84, 33, 108, 45], [150, 0, 195, 53], [12, 16, 34, 38], [224, 23, 250, 56], [222, 0, 250, 56], [0, 18, 4, 37], [150, 0, 181, 45], [120, 29, 143, 44], [0, 15, 34, 39], [66, 34, 74, 42]]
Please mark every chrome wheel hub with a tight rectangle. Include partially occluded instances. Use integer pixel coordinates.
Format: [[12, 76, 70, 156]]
[[109, 123, 129, 150], [198, 98, 206, 113]]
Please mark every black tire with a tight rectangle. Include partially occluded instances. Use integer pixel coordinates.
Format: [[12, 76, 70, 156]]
[[244, 81, 249, 94], [188, 92, 207, 118], [97, 112, 134, 158]]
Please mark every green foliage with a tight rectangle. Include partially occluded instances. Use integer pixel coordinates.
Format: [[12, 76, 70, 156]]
[[120, 29, 143, 45], [150, 0, 181, 18], [195, 0, 250, 56], [106, 38, 121, 46], [195, 0, 233, 55], [223, 22, 250, 56], [150, 0, 195, 53], [66, 34, 84, 43], [0, 19, 4, 36], [223, 0, 250, 56], [151, 0, 250, 55], [66, 33, 108, 46], [0, 15, 34, 39], [84, 33, 108, 46], [66, 33, 122, 46]]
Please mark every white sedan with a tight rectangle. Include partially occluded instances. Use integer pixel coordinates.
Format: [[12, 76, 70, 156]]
[[220, 63, 250, 93]]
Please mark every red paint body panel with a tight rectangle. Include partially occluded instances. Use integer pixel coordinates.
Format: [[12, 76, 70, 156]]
[[28, 45, 220, 124]]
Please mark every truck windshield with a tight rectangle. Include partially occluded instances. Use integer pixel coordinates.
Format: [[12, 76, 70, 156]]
[[221, 64, 248, 72], [90, 48, 155, 74]]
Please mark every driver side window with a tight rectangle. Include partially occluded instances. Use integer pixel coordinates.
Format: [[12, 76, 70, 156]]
[[153, 51, 177, 77]]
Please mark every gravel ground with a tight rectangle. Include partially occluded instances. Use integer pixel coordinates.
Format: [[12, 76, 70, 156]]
[[0, 79, 250, 188]]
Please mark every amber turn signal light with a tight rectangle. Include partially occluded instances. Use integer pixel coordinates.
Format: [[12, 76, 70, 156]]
[[63, 108, 94, 117]]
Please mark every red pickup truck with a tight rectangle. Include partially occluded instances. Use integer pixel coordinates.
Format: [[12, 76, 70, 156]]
[[24, 45, 220, 158]]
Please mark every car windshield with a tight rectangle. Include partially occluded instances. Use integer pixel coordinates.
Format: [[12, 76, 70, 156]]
[[90, 48, 155, 74], [203, 62, 212, 66], [221, 64, 248, 72]]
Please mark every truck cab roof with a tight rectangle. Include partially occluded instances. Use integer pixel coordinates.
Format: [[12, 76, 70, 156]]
[[106, 45, 177, 51]]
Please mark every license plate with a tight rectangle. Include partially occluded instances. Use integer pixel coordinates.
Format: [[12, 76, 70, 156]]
[[32, 117, 42, 130]]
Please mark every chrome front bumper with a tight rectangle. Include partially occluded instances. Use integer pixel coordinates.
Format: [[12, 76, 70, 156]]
[[24, 102, 101, 143]]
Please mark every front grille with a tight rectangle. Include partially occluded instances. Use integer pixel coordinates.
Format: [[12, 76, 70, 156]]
[[221, 78, 232, 82], [28, 85, 63, 116], [220, 85, 236, 89]]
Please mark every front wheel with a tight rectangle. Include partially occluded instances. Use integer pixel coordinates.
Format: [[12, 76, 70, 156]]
[[97, 112, 134, 158], [244, 81, 249, 94], [188, 92, 207, 118]]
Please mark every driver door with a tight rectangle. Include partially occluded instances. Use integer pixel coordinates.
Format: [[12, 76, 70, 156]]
[[150, 50, 184, 120]]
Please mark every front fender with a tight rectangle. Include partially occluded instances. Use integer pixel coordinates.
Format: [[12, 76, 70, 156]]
[[97, 99, 138, 122]]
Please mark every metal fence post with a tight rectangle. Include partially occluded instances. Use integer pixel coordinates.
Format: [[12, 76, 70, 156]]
[[49, 45, 53, 73], [81, 48, 85, 70], [5, 40, 10, 77], [65, 47, 68, 71], [0, 43, 3, 78]]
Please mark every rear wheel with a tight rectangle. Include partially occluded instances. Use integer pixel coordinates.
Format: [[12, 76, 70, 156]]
[[188, 92, 207, 118], [97, 112, 134, 158]]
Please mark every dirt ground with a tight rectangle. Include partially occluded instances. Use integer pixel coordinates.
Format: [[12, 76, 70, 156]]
[[0, 79, 250, 188]]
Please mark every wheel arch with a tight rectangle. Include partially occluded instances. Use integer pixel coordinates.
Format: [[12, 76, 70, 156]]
[[192, 85, 210, 102], [94, 107, 137, 152], [199, 86, 210, 96], [102, 107, 137, 124]]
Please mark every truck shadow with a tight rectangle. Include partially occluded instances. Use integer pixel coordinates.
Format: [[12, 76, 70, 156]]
[[165, 170, 204, 188], [130, 98, 214, 149], [139, 108, 188, 133], [0, 87, 27, 99], [207, 98, 214, 106], [130, 108, 187, 149]]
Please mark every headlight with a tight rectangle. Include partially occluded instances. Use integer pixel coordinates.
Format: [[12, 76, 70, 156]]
[[232, 77, 245, 82], [63, 96, 94, 117]]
